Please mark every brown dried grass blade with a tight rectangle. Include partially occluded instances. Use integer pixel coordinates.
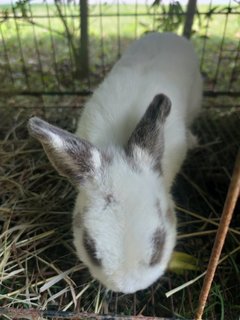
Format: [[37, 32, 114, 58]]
[[195, 149, 240, 320]]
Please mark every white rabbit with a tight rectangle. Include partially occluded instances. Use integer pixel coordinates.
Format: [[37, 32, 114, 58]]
[[28, 32, 202, 294]]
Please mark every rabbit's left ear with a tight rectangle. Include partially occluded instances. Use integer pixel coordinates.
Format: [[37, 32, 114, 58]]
[[126, 94, 171, 170], [28, 117, 104, 185]]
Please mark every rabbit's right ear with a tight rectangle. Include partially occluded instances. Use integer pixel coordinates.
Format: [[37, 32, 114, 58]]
[[28, 117, 104, 184], [126, 94, 171, 170]]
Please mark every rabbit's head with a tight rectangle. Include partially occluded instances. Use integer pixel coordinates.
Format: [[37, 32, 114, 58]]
[[28, 94, 176, 294]]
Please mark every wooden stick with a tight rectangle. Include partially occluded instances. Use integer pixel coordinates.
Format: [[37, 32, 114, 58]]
[[195, 149, 240, 320], [0, 308, 185, 320]]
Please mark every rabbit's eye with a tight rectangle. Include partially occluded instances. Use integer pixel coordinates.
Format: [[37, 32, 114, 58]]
[[83, 229, 102, 266], [149, 228, 166, 266]]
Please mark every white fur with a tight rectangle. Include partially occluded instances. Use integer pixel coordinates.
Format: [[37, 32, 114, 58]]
[[72, 33, 202, 293], [73, 151, 176, 293], [28, 32, 202, 293], [76, 32, 202, 188], [91, 149, 102, 170], [47, 131, 65, 150]]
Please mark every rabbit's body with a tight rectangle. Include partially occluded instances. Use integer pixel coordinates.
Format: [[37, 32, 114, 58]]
[[28, 32, 202, 294], [76, 32, 202, 188]]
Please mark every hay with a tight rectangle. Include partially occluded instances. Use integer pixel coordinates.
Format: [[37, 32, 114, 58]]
[[0, 103, 239, 319]]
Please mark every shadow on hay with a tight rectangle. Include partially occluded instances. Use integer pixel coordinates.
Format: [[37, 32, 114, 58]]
[[0, 97, 239, 318]]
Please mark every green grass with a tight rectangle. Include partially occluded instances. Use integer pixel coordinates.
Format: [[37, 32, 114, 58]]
[[0, 3, 239, 96]]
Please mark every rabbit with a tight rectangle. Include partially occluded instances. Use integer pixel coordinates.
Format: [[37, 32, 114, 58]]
[[28, 32, 202, 294]]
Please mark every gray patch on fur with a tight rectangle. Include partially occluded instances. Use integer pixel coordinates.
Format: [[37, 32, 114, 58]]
[[156, 199, 163, 217], [150, 228, 166, 266], [104, 194, 115, 209], [126, 94, 171, 172], [156, 200, 176, 226], [83, 229, 102, 266]]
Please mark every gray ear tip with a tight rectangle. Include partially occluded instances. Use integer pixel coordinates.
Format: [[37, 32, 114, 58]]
[[154, 93, 171, 107], [155, 93, 168, 100], [153, 93, 171, 119], [28, 116, 45, 131], [28, 116, 41, 125], [28, 117, 47, 139], [28, 117, 36, 132]]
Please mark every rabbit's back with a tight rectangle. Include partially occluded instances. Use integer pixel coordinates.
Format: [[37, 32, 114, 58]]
[[76, 32, 202, 149]]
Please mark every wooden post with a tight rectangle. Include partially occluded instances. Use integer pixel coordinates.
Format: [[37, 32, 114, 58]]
[[79, 0, 89, 78], [183, 0, 197, 39], [195, 150, 240, 320]]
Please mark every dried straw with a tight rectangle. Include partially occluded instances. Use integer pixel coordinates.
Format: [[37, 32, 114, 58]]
[[0, 106, 239, 318]]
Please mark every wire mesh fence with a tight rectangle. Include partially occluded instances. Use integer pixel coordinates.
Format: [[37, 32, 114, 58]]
[[0, 0, 239, 100]]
